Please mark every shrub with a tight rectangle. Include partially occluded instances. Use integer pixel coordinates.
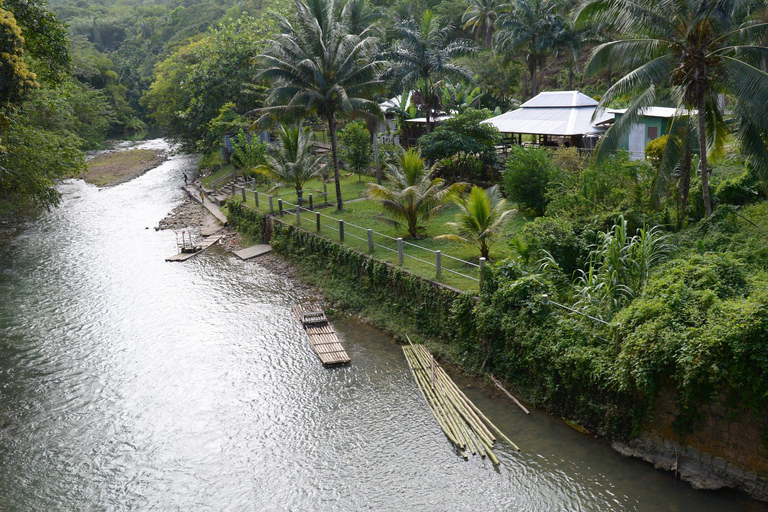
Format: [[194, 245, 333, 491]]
[[502, 145, 556, 215], [339, 121, 372, 181], [419, 108, 500, 181]]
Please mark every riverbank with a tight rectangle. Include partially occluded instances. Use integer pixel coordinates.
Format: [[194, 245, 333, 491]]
[[83, 149, 167, 187], [219, 199, 768, 504]]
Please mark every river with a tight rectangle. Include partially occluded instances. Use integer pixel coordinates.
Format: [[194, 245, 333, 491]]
[[0, 140, 763, 511]]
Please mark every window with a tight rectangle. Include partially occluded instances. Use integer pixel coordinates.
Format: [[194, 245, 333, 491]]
[[647, 126, 659, 140]]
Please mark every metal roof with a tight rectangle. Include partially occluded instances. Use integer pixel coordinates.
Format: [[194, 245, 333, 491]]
[[520, 91, 598, 108], [405, 115, 452, 124], [610, 106, 689, 118], [379, 92, 414, 112], [482, 91, 612, 136]]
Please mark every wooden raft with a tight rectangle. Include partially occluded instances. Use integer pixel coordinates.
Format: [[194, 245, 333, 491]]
[[292, 303, 350, 365]]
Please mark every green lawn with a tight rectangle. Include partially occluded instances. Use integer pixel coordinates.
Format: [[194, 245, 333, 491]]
[[231, 173, 531, 291]]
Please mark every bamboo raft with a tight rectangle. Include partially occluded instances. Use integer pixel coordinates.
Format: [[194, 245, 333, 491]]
[[292, 303, 350, 365], [403, 340, 519, 465]]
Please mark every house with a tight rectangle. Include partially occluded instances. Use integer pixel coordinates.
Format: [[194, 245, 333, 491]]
[[610, 107, 679, 160], [481, 91, 613, 150]]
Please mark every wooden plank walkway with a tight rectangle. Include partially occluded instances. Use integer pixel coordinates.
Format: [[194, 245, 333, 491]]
[[165, 235, 223, 262], [292, 303, 350, 365]]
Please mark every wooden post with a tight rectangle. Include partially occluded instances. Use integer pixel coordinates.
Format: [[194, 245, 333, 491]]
[[309, 194, 313, 211], [323, 182, 328, 204], [479, 257, 486, 288], [278, 199, 283, 215], [339, 220, 344, 242], [241, 184, 246, 202], [398, 238, 403, 265], [367, 229, 373, 253], [296, 205, 301, 225], [254, 185, 259, 207], [316, 212, 321, 232], [231, 179, 236, 196], [269, 195, 273, 213], [436, 250, 442, 279]]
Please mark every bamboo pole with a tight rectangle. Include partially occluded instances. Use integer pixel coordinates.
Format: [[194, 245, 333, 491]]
[[490, 374, 530, 415]]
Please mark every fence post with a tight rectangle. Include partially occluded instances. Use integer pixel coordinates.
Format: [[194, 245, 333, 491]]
[[316, 212, 321, 232], [231, 179, 236, 196], [241, 184, 246, 202], [339, 220, 344, 242], [397, 238, 403, 265], [436, 250, 442, 279], [296, 205, 300, 225], [254, 187, 259, 207], [268, 195, 273, 213], [479, 257, 486, 289], [367, 229, 373, 253], [323, 182, 328, 204], [309, 194, 313, 211], [278, 199, 283, 215]]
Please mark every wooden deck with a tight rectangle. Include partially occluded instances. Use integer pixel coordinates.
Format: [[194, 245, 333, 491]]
[[292, 303, 350, 365]]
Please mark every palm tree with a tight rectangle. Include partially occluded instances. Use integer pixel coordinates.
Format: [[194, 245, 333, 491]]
[[255, 124, 326, 204], [388, 10, 477, 133], [256, 0, 385, 211], [494, 0, 560, 98], [577, 0, 768, 218], [366, 149, 466, 237], [462, 0, 505, 49], [437, 185, 514, 259]]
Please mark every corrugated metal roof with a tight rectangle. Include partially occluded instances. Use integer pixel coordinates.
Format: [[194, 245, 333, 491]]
[[481, 91, 610, 136], [520, 91, 598, 108], [482, 105, 609, 136], [610, 106, 688, 118]]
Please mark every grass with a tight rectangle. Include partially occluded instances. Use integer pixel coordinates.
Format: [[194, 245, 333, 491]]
[[231, 172, 531, 291]]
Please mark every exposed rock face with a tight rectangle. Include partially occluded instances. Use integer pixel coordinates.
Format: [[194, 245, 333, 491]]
[[613, 435, 768, 500], [613, 391, 768, 502]]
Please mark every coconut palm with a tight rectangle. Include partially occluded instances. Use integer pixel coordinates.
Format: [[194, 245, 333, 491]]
[[437, 185, 514, 259], [366, 149, 466, 237], [495, 0, 560, 98], [577, 0, 768, 218], [462, 0, 505, 49], [255, 124, 325, 205], [256, 0, 385, 211], [388, 10, 477, 133]]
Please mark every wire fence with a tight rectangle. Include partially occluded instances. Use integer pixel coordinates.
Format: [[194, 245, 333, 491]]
[[228, 178, 486, 289]]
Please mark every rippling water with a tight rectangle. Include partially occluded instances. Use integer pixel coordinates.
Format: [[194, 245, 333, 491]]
[[0, 140, 763, 511]]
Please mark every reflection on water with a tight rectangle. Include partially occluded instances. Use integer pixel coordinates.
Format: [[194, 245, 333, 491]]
[[0, 140, 763, 511]]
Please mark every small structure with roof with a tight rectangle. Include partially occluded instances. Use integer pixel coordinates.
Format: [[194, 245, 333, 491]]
[[482, 91, 613, 150], [610, 107, 680, 160]]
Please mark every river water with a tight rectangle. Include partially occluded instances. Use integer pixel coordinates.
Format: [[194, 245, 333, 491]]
[[0, 140, 764, 511]]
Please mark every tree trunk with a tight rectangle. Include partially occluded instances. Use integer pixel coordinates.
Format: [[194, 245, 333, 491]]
[[678, 145, 692, 228], [297, 187, 303, 206], [568, 63, 574, 90], [697, 93, 712, 217], [327, 114, 344, 211], [372, 126, 381, 185]]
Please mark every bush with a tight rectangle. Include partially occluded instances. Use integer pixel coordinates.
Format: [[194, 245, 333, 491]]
[[339, 121, 372, 181], [419, 108, 500, 181], [520, 216, 598, 276], [716, 165, 761, 206], [502, 145, 556, 215]]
